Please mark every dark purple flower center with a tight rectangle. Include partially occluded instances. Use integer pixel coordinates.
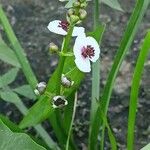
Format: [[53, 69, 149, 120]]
[[58, 21, 69, 31], [81, 45, 95, 59]]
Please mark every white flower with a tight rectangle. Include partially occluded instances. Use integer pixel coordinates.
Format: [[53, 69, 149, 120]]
[[73, 35, 100, 72], [47, 20, 85, 36], [52, 96, 68, 108], [34, 82, 46, 95]]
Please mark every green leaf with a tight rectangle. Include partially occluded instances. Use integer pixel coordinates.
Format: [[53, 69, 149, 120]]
[[0, 6, 38, 90], [141, 143, 150, 150], [0, 119, 46, 150], [0, 36, 20, 67], [0, 114, 22, 133], [0, 68, 19, 88], [0, 91, 21, 103], [90, 0, 150, 149], [127, 31, 150, 150], [13, 85, 36, 100], [101, 0, 123, 12], [19, 95, 54, 129]]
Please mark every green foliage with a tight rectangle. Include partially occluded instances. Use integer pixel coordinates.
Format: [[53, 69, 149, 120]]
[[0, 68, 19, 88], [101, 0, 123, 12], [0, 120, 46, 150], [13, 85, 36, 100], [127, 31, 150, 150], [0, 36, 20, 67], [141, 143, 150, 150], [19, 95, 54, 128], [0, 91, 21, 103], [0, 114, 22, 133], [89, 0, 150, 149]]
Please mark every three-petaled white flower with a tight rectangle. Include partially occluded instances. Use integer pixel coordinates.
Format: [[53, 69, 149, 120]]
[[73, 34, 100, 72], [47, 20, 85, 36]]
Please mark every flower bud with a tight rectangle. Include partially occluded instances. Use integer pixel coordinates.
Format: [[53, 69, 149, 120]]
[[79, 9, 87, 20], [61, 74, 74, 88], [73, 1, 80, 8], [67, 9, 75, 16], [52, 96, 68, 108], [80, 2, 87, 8], [49, 42, 58, 54], [80, 0, 86, 3], [69, 15, 80, 24], [34, 82, 46, 95]]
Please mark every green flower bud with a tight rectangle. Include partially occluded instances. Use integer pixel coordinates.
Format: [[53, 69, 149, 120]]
[[79, 9, 87, 20], [67, 8, 74, 16], [80, 0, 86, 3], [49, 42, 58, 54], [69, 15, 80, 24], [73, 1, 81, 8], [80, 2, 87, 8]]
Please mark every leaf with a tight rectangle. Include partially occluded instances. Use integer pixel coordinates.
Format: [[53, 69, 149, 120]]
[[0, 36, 20, 67], [0, 68, 19, 88], [0, 6, 38, 90], [0, 114, 22, 133], [13, 85, 36, 100], [90, 0, 150, 149], [127, 31, 150, 150], [0, 91, 21, 104], [19, 95, 54, 129], [0, 119, 46, 150], [141, 143, 150, 150], [101, 0, 123, 12]]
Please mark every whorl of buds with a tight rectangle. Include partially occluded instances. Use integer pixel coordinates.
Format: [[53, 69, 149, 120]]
[[34, 82, 46, 95], [52, 96, 68, 108], [61, 74, 74, 88], [49, 42, 59, 54]]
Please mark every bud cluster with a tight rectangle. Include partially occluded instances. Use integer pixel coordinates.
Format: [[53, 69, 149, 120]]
[[67, 0, 87, 24]]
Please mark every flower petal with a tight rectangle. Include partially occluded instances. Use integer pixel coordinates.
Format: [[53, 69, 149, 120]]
[[47, 20, 67, 35], [86, 36, 100, 62], [73, 34, 87, 58], [75, 57, 91, 72], [72, 27, 85, 37]]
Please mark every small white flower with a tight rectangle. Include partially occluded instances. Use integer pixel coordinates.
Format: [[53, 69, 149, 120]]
[[61, 74, 74, 88], [47, 20, 85, 36], [52, 96, 68, 108], [34, 82, 46, 95], [73, 35, 100, 72]]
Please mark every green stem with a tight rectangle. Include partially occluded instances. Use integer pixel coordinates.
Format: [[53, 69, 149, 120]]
[[91, 0, 100, 121], [55, 25, 74, 95], [0, 5, 38, 89], [65, 92, 77, 150]]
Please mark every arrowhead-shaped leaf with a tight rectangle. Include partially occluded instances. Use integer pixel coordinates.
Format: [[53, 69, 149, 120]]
[[0, 120, 46, 150]]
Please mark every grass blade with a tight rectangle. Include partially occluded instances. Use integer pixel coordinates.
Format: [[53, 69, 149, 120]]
[[99, 107, 117, 150], [0, 5, 38, 89], [127, 31, 150, 150], [90, 0, 150, 149]]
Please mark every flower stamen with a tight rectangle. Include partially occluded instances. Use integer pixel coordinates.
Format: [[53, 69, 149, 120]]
[[81, 45, 95, 58], [58, 21, 69, 31]]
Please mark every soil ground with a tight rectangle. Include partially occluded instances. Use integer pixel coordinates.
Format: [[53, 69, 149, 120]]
[[0, 0, 150, 149]]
